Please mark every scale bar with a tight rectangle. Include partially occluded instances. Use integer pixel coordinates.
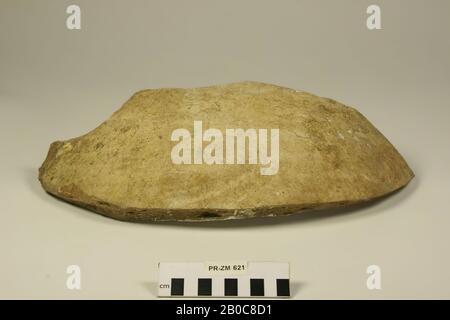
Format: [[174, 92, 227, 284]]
[[159, 261, 290, 298]]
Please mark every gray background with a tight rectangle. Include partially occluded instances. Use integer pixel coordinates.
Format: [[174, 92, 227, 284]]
[[1, 0, 449, 299]]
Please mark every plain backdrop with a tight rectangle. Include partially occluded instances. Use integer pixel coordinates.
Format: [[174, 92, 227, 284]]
[[1, 0, 449, 299]]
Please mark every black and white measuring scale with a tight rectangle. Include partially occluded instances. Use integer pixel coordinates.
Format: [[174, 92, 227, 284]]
[[158, 261, 290, 298]]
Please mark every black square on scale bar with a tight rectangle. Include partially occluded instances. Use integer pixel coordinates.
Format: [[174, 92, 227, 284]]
[[250, 278, 265, 296], [224, 278, 238, 296], [171, 278, 184, 296], [198, 278, 212, 296], [276, 279, 290, 297]]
